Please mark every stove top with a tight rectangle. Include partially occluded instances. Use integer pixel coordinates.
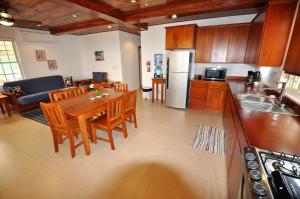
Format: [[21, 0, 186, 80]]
[[243, 147, 300, 199]]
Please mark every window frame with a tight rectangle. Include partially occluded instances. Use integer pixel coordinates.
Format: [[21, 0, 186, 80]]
[[0, 40, 24, 85], [284, 74, 300, 105]]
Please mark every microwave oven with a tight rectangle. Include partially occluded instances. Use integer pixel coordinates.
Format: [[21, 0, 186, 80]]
[[204, 67, 227, 81]]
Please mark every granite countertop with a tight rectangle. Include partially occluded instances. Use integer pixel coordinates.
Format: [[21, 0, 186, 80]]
[[228, 81, 300, 156]]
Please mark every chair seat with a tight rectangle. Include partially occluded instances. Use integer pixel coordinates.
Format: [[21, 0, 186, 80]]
[[91, 115, 121, 130], [68, 119, 80, 133]]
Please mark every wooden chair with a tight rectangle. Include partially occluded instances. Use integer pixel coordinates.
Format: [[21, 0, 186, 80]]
[[114, 83, 128, 92], [70, 87, 88, 96], [90, 95, 127, 150], [124, 90, 137, 128], [40, 102, 83, 158], [48, 90, 70, 102]]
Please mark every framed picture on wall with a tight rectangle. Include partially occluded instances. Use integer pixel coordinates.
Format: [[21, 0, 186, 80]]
[[95, 51, 104, 61], [47, 60, 57, 70], [35, 50, 46, 61]]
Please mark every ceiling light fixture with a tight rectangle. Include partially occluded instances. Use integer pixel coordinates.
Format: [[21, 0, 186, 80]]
[[0, 10, 14, 26], [108, 25, 112, 29], [72, 14, 77, 18], [131, 0, 136, 3], [37, 24, 42, 27], [172, 14, 177, 19]]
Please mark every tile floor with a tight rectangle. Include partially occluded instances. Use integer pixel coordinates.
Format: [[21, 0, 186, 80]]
[[0, 94, 227, 199]]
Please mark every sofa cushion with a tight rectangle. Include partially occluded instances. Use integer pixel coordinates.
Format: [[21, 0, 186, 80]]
[[3, 75, 64, 96], [17, 91, 50, 105]]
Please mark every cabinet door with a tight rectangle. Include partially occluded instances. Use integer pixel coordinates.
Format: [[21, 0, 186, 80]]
[[211, 26, 230, 62], [227, 139, 243, 199], [206, 88, 226, 112], [257, 1, 297, 67], [175, 25, 196, 49], [226, 24, 250, 63], [166, 28, 175, 50], [244, 13, 265, 64], [284, 8, 300, 75], [195, 27, 214, 62], [223, 91, 238, 171]]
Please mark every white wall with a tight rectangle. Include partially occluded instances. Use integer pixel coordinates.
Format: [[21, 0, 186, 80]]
[[141, 14, 258, 87], [14, 29, 84, 80], [79, 31, 123, 81], [119, 31, 141, 90], [0, 27, 85, 80]]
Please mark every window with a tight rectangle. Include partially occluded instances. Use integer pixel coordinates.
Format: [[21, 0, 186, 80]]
[[0, 41, 22, 84], [282, 73, 300, 103]]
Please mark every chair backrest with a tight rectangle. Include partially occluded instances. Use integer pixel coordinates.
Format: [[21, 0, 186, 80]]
[[51, 90, 70, 102], [40, 102, 71, 133], [114, 83, 128, 92], [125, 90, 137, 112], [70, 87, 88, 96], [106, 95, 125, 125]]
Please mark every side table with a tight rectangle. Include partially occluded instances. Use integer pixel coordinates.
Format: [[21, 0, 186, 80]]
[[152, 78, 166, 104], [0, 95, 11, 117]]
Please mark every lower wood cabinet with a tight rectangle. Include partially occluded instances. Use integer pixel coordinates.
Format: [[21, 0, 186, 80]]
[[224, 88, 248, 199], [189, 80, 227, 112]]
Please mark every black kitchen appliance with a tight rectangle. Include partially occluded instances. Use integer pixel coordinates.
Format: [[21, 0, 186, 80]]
[[204, 67, 227, 81], [246, 71, 261, 85], [242, 147, 300, 199]]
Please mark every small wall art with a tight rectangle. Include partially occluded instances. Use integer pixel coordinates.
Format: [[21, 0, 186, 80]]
[[35, 50, 46, 61], [47, 60, 57, 70], [95, 51, 104, 61]]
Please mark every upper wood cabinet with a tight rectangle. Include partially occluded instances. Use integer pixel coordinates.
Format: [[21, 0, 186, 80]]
[[165, 24, 197, 50], [195, 23, 250, 63], [195, 27, 214, 62], [211, 26, 230, 62], [245, 0, 297, 67], [284, 6, 300, 75], [227, 25, 250, 63]]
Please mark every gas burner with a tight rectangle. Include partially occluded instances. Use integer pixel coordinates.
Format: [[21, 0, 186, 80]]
[[273, 160, 300, 177]]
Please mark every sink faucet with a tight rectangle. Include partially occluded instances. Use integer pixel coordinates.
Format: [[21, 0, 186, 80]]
[[265, 82, 287, 107]]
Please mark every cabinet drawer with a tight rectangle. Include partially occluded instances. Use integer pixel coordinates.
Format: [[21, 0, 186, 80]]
[[190, 88, 207, 99], [189, 97, 206, 109], [190, 80, 208, 88], [208, 82, 228, 89]]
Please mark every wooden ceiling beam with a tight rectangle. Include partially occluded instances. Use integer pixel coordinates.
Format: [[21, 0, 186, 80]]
[[64, 0, 125, 22], [50, 18, 112, 35], [124, 0, 266, 22], [50, 0, 265, 35], [63, 0, 142, 35]]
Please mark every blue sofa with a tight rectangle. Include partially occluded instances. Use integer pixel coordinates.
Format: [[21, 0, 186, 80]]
[[2, 75, 65, 111]]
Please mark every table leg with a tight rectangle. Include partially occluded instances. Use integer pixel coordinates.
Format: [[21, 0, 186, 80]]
[[0, 103, 4, 114], [156, 83, 158, 101], [161, 83, 164, 104], [152, 81, 154, 103], [3, 99, 11, 117], [78, 115, 91, 155]]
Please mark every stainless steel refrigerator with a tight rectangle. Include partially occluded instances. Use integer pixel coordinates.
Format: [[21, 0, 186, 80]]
[[166, 51, 191, 109]]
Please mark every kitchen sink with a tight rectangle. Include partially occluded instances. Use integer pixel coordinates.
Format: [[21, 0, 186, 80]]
[[238, 94, 272, 104], [237, 94, 298, 116], [240, 101, 273, 112]]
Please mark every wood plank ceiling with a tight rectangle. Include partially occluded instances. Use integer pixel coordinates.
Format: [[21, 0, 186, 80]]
[[1, 0, 266, 35]]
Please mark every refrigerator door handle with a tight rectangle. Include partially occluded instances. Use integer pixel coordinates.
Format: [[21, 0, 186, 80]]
[[166, 58, 169, 89]]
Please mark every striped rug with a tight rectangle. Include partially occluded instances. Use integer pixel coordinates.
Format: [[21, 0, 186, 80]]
[[22, 108, 48, 125], [192, 125, 225, 155]]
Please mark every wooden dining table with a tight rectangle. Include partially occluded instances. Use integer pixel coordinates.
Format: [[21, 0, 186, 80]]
[[56, 89, 124, 155]]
